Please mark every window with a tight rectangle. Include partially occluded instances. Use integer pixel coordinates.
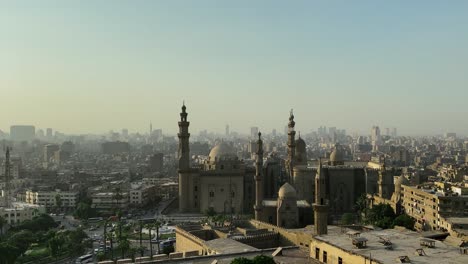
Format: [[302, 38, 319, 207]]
[[315, 248, 320, 259], [231, 191, 235, 198], [194, 186, 198, 192], [209, 191, 215, 198], [338, 257, 343, 264], [323, 251, 327, 263], [220, 165, 224, 170]]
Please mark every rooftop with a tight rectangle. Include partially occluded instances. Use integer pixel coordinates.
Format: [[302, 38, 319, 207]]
[[315, 227, 468, 264]]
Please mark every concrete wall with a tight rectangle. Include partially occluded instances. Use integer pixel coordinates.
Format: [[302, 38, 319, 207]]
[[310, 239, 383, 264], [175, 227, 207, 255]]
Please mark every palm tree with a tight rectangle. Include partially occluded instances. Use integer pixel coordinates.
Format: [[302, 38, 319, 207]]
[[118, 237, 130, 259], [146, 224, 153, 257], [154, 220, 161, 254], [103, 219, 109, 254], [55, 194, 62, 213], [112, 187, 124, 214], [106, 231, 115, 260], [0, 215, 7, 236], [139, 220, 143, 257]]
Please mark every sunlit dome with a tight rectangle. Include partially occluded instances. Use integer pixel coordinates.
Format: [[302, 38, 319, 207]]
[[208, 142, 237, 161]]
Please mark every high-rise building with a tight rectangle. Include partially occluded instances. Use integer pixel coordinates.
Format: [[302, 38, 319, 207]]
[[250, 126, 259, 139], [149, 153, 164, 172], [272, 129, 277, 137], [10, 125, 35, 141], [101, 141, 130, 154], [43, 144, 60, 163], [122, 128, 129, 138], [46, 128, 53, 138], [225, 125, 230, 136], [392, 127, 397, 137], [36, 129, 45, 138], [371, 126, 381, 150]]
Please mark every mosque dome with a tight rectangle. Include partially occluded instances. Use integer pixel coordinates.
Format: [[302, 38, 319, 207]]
[[330, 144, 344, 163], [295, 137, 306, 153], [209, 142, 237, 161], [278, 183, 297, 198]]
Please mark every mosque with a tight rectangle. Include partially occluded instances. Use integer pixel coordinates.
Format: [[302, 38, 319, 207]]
[[177, 104, 389, 229]]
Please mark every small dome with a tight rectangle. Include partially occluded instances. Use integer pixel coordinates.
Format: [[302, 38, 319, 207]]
[[330, 144, 344, 163], [209, 142, 237, 161], [278, 183, 297, 198], [295, 137, 306, 153]]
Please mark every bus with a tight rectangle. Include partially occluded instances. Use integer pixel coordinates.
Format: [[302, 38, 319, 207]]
[[75, 254, 93, 264]]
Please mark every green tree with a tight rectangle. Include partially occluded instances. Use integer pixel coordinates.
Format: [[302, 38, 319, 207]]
[[0, 242, 21, 264], [146, 223, 153, 257], [127, 247, 139, 262], [354, 194, 368, 221], [162, 245, 174, 255], [7, 230, 35, 256], [252, 255, 275, 264], [154, 220, 161, 254], [365, 204, 396, 228], [393, 214, 415, 230], [13, 214, 57, 232], [117, 237, 130, 259], [48, 234, 65, 258], [55, 194, 63, 213], [205, 207, 216, 217], [341, 213, 355, 225], [231, 257, 254, 264], [0, 215, 7, 236], [112, 187, 124, 213]]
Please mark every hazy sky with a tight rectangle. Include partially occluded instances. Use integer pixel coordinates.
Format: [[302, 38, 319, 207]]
[[1, 1, 468, 136]]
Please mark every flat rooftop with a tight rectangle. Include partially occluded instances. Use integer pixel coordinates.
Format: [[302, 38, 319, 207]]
[[315, 227, 468, 264], [204, 238, 258, 254]]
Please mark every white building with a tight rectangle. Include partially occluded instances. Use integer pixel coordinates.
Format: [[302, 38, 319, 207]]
[[129, 183, 156, 206], [25, 189, 79, 210], [91, 192, 128, 212], [0, 202, 46, 225]]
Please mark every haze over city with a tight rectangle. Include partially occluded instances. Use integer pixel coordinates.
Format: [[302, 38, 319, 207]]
[[2, 1, 468, 135]]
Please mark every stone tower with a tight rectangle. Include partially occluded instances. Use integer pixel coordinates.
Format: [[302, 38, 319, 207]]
[[378, 158, 393, 199], [254, 132, 264, 221], [286, 110, 296, 184], [313, 159, 328, 235], [178, 103, 191, 212]]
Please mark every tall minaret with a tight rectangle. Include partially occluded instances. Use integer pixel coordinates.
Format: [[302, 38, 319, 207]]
[[178, 103, 190, 170], [178, 102, 190, 212], [254, 132, 264, 221], [378, 158, 389, 199], [286, 109, 296, 184], [313, 158, 328, 235]]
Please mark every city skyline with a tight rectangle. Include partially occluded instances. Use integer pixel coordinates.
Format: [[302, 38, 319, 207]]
[[2, 1, 468, 135]]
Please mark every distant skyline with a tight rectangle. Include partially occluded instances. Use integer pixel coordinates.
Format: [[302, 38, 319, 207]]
[[2, 1, 468, 136]]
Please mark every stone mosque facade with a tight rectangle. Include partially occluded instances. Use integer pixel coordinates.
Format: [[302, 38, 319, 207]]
[[177, 104, 390, 229]]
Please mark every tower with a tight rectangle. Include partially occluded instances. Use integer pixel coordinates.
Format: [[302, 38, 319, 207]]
[[286, 109, 296, 184], [378, 158, 393, 199], [313, 159, 328, 235], [254, 132, 264, 221], [178, 103, 191, 212], [4, 147, 11, 208], [150, 122, 153, 135]]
